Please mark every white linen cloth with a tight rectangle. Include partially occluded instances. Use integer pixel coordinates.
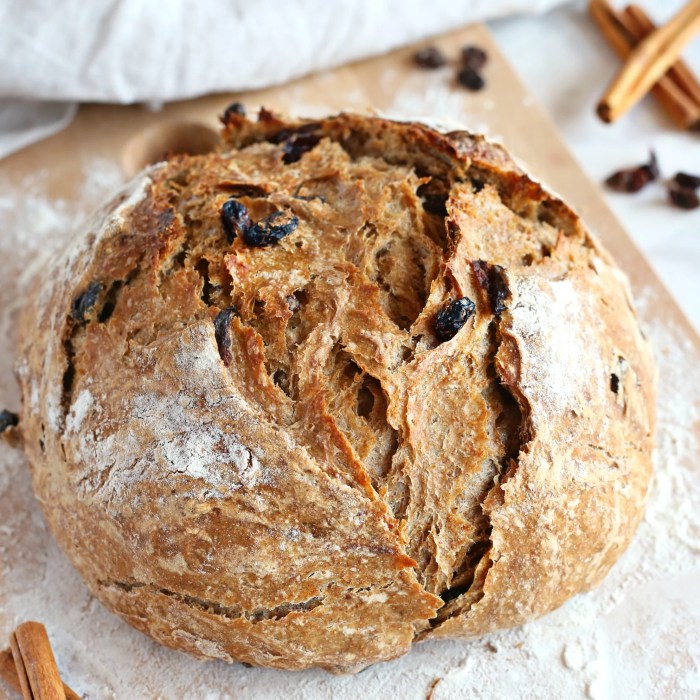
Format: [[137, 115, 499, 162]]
[[0, 0, 567, 158]]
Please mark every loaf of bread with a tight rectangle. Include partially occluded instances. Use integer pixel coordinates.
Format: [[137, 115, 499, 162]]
[[15, 110, 655, 673]]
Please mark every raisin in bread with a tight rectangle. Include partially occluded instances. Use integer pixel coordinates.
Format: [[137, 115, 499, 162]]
[[15, 110, 655, 673]]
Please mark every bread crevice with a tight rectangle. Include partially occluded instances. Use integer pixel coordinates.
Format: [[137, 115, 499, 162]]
[[98, 579, 326, 623]]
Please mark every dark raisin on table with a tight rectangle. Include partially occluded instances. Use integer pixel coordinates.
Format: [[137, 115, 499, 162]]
[[0, 409, 19, 433], [668, 183, 700, 210], [71, 281, 103, 322], [221, 101, 246, 123], [244, 211, 299, 247], [214, 307, 238, 366], [672, 172, 700, 190], [457, 68, 485, 91], [282, 132, 321, 165], [413, 46, 447, 69], [471, 260, 509, 315], [461, 46, 488, 71], [221, 199, 252, 243], [605, 150, 659, 193], [434, 297, 476, 341]]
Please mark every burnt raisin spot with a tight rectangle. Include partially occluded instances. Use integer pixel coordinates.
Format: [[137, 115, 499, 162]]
[[71, 282, 103, 322], [214, 307, 237, 366], [471, 260, 509, 315], [0, 409, 19, 433], [282, 133, 321, 165], [610, 373, 620, 394], [221, 199, 252, 243], [244, 211, 299, 247], [434, 297, 476, 341], [221, 101, 246, 124], [489, 266, 508, 315]]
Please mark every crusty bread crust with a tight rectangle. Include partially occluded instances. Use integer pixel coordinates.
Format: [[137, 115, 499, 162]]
[[15, 111, 655, 673]]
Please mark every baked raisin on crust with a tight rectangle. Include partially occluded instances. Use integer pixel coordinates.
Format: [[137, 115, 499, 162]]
[[15, 111, 655, 673]]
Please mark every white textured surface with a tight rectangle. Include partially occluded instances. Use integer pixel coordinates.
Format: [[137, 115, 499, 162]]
[[490, 0, 700, 335]]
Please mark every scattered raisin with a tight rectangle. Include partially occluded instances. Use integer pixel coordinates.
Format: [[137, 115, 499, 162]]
[[434, 297, 476, 341], [222, 102, 246, 123], [605, 151, 659, 193], [668, 183, 700, 210], [214, 307, 237, 366], [672, 172, 700, 190], [610, 374, 620, 393], [244, 211, 299, 247], [221, 199, 252, 243], [0, 409, 19, 433], [457, 68, 485, 91], [472, 260, 509, 315], [461, 46, 488, 71], [282, 132, 321, 165], [71, 282, 103, 322], [414, 46, 447, 69]]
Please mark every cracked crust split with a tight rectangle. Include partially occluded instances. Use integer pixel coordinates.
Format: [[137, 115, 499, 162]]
[[13, 111, 655, 673]]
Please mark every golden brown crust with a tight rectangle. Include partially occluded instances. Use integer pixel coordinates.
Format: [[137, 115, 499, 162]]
[[15, 111, 655, 673]]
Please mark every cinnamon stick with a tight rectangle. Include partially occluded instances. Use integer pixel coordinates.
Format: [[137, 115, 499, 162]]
[[625, 4, 700, 107], [2, 622, 84, 700], [1, 647, 81, 700], [1, 646, 81, 700], [589, 0, 700, 129], [596, 0, 700, 123]]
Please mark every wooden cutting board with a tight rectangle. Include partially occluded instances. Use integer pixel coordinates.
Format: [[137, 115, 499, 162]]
[[1, 22, 698, 700]]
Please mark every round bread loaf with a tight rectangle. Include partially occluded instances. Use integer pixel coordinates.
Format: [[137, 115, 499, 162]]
[[15, 110, 655, 673]]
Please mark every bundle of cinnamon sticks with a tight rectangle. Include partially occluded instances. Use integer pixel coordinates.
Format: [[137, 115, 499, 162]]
[[590, 0, 700, 129], [0, 622, 78, 700]]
